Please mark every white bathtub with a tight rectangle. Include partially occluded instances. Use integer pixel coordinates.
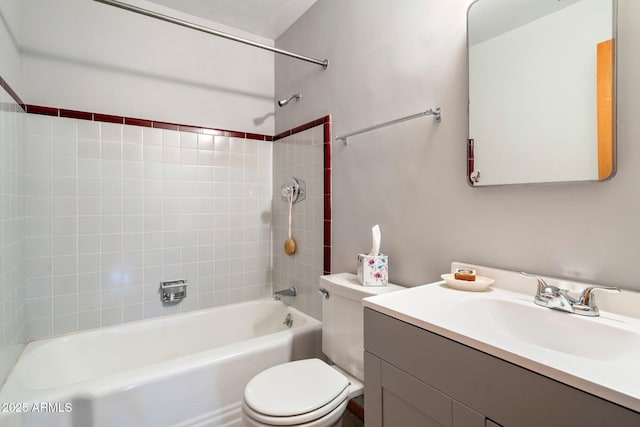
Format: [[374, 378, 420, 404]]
[[0, 300, 322, 427]]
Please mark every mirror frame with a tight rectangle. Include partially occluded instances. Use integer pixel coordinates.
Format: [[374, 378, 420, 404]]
[[466, 0, 618, 187]]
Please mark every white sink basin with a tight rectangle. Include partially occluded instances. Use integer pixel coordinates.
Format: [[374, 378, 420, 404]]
[[449, 298, 640, 361], [363, 263, 640, 413]]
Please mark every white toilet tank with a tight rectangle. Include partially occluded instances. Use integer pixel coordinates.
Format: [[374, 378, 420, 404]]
[[320, 273, 404, 382]]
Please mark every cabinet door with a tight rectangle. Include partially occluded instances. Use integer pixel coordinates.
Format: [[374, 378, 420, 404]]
[[365, 351, 486, 427], [380, 360, 452, 427], [453, 401, 485, 427]]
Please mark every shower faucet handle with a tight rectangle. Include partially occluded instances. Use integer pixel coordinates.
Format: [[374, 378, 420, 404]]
[[280, 177, 306, 205]]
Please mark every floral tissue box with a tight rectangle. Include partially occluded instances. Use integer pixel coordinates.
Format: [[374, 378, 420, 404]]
[[357, 254, 389, 287]]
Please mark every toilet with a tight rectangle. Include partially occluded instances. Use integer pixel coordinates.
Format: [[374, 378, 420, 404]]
[[242, 273, 404, 426]]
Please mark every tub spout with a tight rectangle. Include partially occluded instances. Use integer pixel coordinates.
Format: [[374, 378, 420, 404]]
[[273, 287, 297, 300]]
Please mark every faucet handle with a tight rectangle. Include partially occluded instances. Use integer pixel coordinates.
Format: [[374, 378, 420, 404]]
[[574, 286, 620, 316], [520, 272, 559, 300], [521, 272, 563, 307], [578, 286, 620, 307], [520, 272, 549, 295]]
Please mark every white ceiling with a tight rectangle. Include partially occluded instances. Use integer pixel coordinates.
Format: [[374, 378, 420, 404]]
[[145, 0, 318, 40]]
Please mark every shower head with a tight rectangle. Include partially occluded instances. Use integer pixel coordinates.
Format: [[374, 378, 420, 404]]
[[277, 93, 301, 107]]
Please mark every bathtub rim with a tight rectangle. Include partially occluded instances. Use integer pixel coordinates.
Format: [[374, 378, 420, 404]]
[[23, 298, 315, 346]]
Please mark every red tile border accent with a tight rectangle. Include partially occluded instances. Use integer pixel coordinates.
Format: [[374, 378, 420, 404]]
[[0, 73, 271, 141], [323, 221, 332, 247], [272, 117, 333, 141], [125, 117, 152, 128], [60, 109, 93, 120], [25, 104, 58, 116], [177, 124, 201, 133], [273, 130, 291, 141], [201, 128, 225, 136], [94, 113, 124, 124], [324, 194, 332, 220], [467, 138, 475, 186], [225, 130, 245, 138], [324, 141, 331, 168], [323, 243, 331, 275], [274, 116, 333, 141], [20, 104, 272, 141], [291, 122, 314, 135], [246, 132, 266, 141], [321, 117, 332, 273], [153, 121, 179, 131], [323, 168, 332, 196]]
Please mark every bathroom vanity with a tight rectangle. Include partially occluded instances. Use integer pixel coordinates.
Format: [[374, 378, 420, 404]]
[[363, 263, 640, 427]]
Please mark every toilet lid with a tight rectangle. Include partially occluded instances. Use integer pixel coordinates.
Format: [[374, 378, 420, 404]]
[[244, 358, 350, 417]]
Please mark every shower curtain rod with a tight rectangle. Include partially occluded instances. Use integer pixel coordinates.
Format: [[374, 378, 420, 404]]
[[93, 0, 329, 69]]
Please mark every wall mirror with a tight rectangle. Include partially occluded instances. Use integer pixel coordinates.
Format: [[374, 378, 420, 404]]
[[467, 0, 616, 186]]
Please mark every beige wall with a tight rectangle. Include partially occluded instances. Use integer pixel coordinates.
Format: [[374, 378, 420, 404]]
[[275, 0, 640, 290]]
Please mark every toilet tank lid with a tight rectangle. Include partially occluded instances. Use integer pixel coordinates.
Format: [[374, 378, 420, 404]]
[[320, 273, 405, 300]]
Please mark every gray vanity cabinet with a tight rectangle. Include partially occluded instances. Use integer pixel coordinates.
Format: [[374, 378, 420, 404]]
[[363, 308, 640, 427]]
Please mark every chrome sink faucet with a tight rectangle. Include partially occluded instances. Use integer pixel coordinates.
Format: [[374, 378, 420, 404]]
[[521, 272, 620, 317]]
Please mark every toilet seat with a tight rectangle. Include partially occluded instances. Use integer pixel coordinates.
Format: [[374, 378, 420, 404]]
[[243, 359, 351, 426], [243, 387, 349, 426]]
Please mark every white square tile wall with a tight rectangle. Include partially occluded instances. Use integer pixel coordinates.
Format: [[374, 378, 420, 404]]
[[24, 115, 273, 339], [0, 90, 27, 363], [272, 126, 325, 320]]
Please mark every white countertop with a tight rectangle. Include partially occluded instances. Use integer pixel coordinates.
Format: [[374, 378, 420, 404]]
[[363, 262, 640, 413]]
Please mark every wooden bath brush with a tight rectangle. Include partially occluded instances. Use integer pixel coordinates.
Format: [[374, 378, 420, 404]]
[[284, 191, 296, 255]]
